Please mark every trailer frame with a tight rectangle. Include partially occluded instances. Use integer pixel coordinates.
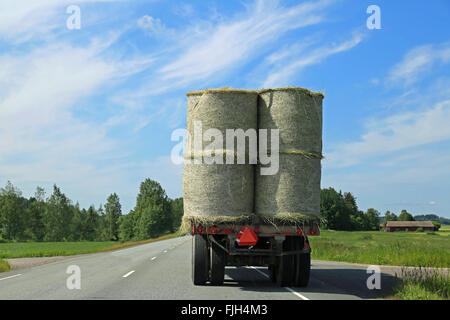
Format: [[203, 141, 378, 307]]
[[190, 220, 318, 287]]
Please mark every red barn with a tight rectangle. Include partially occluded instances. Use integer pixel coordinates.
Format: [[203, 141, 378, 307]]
[[385, 221, 435, 232]]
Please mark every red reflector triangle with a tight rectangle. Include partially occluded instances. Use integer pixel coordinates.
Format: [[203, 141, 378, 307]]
[[236, 227, 258, 246]]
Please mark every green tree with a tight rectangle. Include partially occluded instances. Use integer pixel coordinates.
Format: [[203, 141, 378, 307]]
[[169, 198, 183, 232], [104, 193, 122, 241], [97, 205, 105, 241], [118, 211, 136, 242], [43, 185, 73, 241], [383, 210, 398, 223], [0, 181, 26, 240], [70, 203, 84, 241], [432, 221, 441, 231], [134, 179, 171, 240], [83, 205, 99, 241], [343, 192, 358, 215], [320, 188, 352, 230], [26, 187, 46, 241], [363, 208, 380, 230], [398, 209, 414, 221], [343, 192, 364, 230]]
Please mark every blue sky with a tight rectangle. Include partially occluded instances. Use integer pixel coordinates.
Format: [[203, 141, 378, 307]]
[[1, 0, 449, 218]]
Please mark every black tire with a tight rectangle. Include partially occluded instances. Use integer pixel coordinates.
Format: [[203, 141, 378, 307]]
[[276, 237, 295, 287], [296, 252, 311, 287], [268, 264, 277, 283], [210, 240, 226, 285], [294, 237, 311, 287], [192, 234, 209, 285]]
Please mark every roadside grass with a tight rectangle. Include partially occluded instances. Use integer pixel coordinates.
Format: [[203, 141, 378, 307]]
[[392, 268, 449, 300], [0, 259, 10, 273], [0, 233, 179, 260], [309, 229, 450, 268]]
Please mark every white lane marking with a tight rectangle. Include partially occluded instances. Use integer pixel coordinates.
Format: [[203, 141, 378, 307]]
[[0, 274, 22, 281], [249, 267, 310, 301], [163, 250, 168, 253], [151, 257, 157, 260], [285, 286, 310, 300], [110, 237, 189, 255], [122, 270, 135, 278]]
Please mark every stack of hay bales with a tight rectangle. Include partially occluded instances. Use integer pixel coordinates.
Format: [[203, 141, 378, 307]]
[[183, 89, 258, 221], [255, 88, 324, 224], [182, 87, 323, 228]]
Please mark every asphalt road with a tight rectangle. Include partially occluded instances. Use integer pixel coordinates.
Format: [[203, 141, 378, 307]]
[[0, 236, 396, 300]]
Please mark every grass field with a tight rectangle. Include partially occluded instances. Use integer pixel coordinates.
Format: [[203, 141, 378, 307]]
[[309, 228, 450, 300], [0, 234, 178, 260], [392, 268, 449, 300], [309, 229, 450, 268]]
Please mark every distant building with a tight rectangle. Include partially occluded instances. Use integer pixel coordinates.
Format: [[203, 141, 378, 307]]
[[385, 221, 435, 232]]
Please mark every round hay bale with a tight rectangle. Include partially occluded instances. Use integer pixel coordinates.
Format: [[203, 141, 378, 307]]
[[183, 163, 254, 217], [183, 88, 258, 218], [258, 87, 323, 153], [255, 155, 321, 216], [187, 92, 202, 138], [255, 87, 323, 216], [186, 88, 258, 149]]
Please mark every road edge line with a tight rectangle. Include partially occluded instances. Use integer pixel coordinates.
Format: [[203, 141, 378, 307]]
[[0, 273, 22, 281]]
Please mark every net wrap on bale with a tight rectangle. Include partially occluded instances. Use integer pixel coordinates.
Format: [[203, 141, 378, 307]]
[[183, 88, 258, 218], [255, 87, 324, 218]]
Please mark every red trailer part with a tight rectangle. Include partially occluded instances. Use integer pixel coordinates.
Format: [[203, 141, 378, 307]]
[[191, 220, 319, 287]]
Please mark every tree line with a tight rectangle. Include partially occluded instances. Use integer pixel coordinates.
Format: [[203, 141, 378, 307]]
[[1, 180, 440, 241], [320, 187, 427, 231], [0, 179, 183, 242]]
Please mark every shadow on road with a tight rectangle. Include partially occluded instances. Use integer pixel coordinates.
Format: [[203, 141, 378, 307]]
[[220, 266, 398, 299], [221, 267, 288, 294], [306, 268, 397, 299]]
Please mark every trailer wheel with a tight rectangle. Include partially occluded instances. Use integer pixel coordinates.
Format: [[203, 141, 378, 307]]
[[192, 234, 209, 285], [210, 240, 226, 285], [268, 264, 277, 283], [276, 237, 295, 287], [294, 237, 311, 287], [296, 252, 311, 287]]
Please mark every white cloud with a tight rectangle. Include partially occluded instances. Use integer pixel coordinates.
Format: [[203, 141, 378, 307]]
[[387, 44, 450, 86], [137, 15, 166, 35], [0, 43, 113, 152], [262, 31, 364, 87], [173, 3, 195, 18], [370, 78, 380, 85], [0, 33, 154, 206], [0, 0, 123, 43], [326, 99, 450, 168], [157, 0, 333, 86]]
